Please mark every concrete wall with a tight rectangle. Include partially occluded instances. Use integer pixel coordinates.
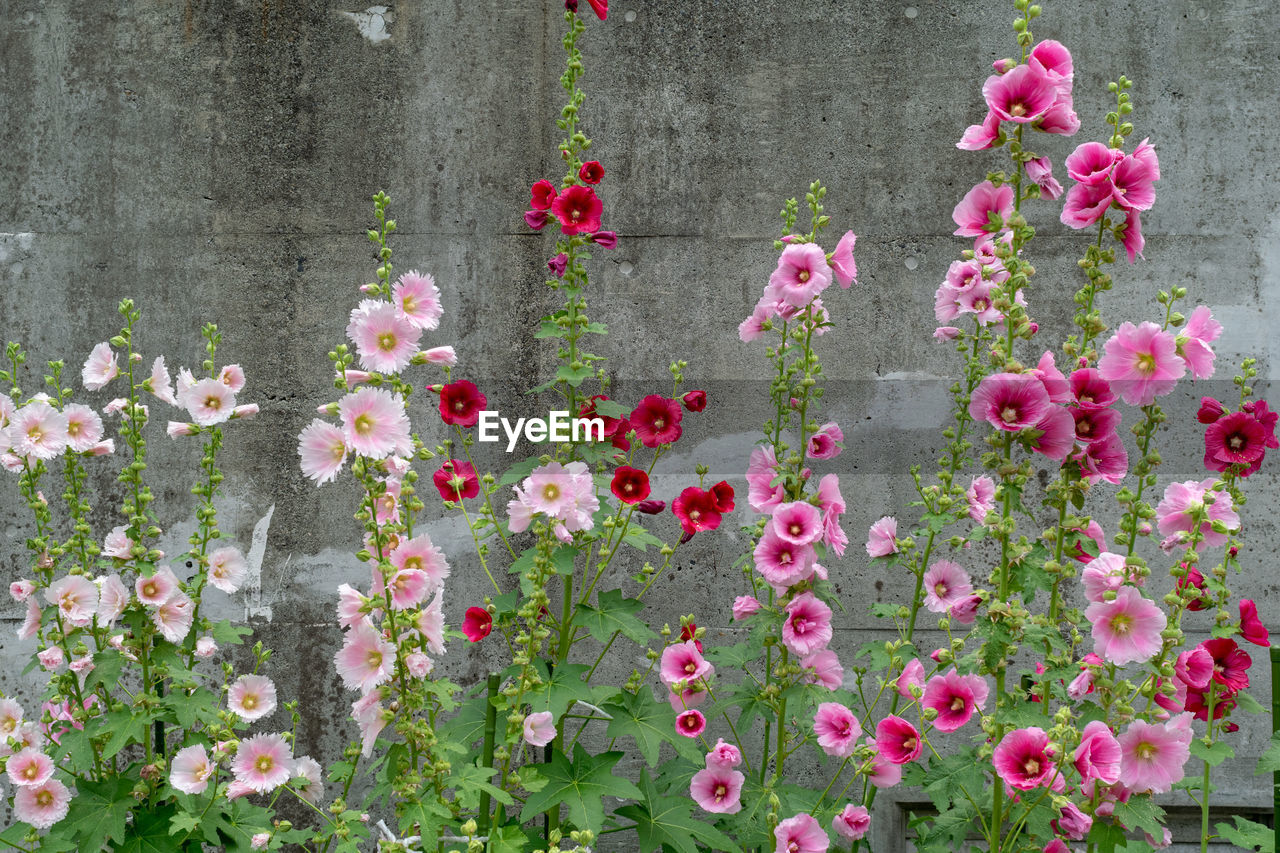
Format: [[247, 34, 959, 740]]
[[2, 0, 1277, 848]]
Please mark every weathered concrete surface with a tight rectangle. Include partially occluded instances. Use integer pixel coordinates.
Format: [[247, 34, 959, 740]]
[[2, 0, 1278, 848]]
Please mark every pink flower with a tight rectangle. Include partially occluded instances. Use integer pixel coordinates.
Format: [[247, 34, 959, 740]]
[[813, 703, 861, 757], [1080, 551, 1138, 603], [37, 647, 65, 671], [194, 636, 217, 658], [208, 546, 248, 594], [1097, 322, 1186, 406], [339, 388, 411, 459], [1076, 431, 1129, 485], [922, 670, 989, 732], [782, 593, 833, 656], [422, 345, 457, 366], [393, 270, 443, 331], [231, 733, 294, 794], [1156, 478, 1239, 549], [523, 711, 556, 747], [1117, 715, 1193, 794], [1074, 719, 1121, 784], [800, 650, 843, 693], [45, 575, 98, 628], [923, 560, 973, 614], [952, 180, 1014, 237], [462, 607, 493, 642], [1110, 152, 1157, 211], [1070, 404, 1121, 445], [404, 651, 432, 678], [807, 421, 843, 460], [865, 516, 898, 558], [957, 110, 1000, 151], [660, 640, 713, 686], [897, 658, 926, 699], [707, 738, 742, 769], [690, 765, 744, 814], [346, 300, 422, 374], [12, 778, 71, 829], [82, 342, 120, 391], [390, 534, 449, 593], [747, 445, 786, 513], [816, 474, 848, 558], [966, 476, 996, 523], [969, 373, 1052, 432], [992, 726, 1055, 791], [185, 378, 236, 427], [875, 715, 922, 765], [754, 528, 816, 591], [1055, 801, 1092, 841], [774, 813, 829, 853], [334, 619, 397, 692], [833, 804, 870, 841], [1239, 600, 1270, 647], [1071, 367, 1117, 409], [1178, 305, 1221, 379], [829, 230, 857, 288], [229, 674, 278, 722], [170, 744, 215, 794], [251, 832, 270, 850], [62, 403, 104, 453], [135, 566, 178, 606], [10, 402, 68, 460], [982, 62, 1057, 123], [9, 579, 34, 602], [1175, 647, 1213, 690], [1025, 156, 1063, 199], [767, 243, 833, 308], [7, 747, 54, 787], [152, 591, 194, 643], [417, 590, 446, 655], [772, 501, 824, 547], [298, 419, 348, 484], [676, 709, 706, 738], [1202, 637, 1251, 694], [1027, 405, 1076, 461], [1060, 179, 1114, 228], [865, 737, 902, 787], [1085, 586, 1166, 666], [732, 595, 761, 621], [293, 756, 324, 804]]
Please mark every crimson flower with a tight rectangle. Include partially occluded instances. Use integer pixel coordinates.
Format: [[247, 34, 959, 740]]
[[1204, 410, 1267, 476], [1239, 600, 1270, 647], [629, 395, 682, 447], [1201, 637, 1251, 694], [681, 390, 707, 412], [589, 231, 617, 249], [550, 185, 603, 236], [635, 499, 665, 515], [524, 210, 548, 231], [438, 380, 486, 427], [672, 487, 722, 535], [610, 466, 650, 504], [462, 607, 492, 642], [578, 161, 604, 184], [530, 179, 556, 210], [433, 459, 480, 502], [709, 480, 735, 513], [680, 622, 703, 653]]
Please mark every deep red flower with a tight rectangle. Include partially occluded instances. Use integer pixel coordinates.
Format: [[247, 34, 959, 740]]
[[578, 161, 604, 184], [610, 419, 632, 451], [629, 395, 683, 447], [1197, 396, 1225, 424], [1175, 566, 1208, 611], [1239, 599, 1270, 647], [579, 394, 624, 437], [635, 499, 665, 515], [1244, 399, 1279, 448], [524, 210, 548, 231], [439, 380, 486, 427], [680, 622, 703, 653], [1205, 411, 1267, 476], [682, 390, 707, 412], [549, 185, 603, 236], [530, 179, 557, 210], [1183, 686, 1236, 722], [433, 459, 480, 502], [709, 481, 735, 513], [672, 487, 722, 535], [585, 0, 607, 20], [611, 466, 650, 505], [1201, 637, 1251, 694], [462, 607, 493, 642]]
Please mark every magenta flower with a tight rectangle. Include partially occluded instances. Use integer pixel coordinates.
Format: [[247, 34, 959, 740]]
[[675, 709, 706, 738], [1060, 179, 1115, 228], [767, 243, 832, 308], [1155, 478, 1239, 549], [1028, 39, 1073, 89], [1117, 715, 1193, 794], [969, 372, 1052, 432], [832, 804, 870, 841], [982, 62, 1057, 123], [1097, 321, 1185, 406], [992, 727, 1056, 791], [462, 607, 493, 643], [773, 813, 829, 853], [1085, 586, 1166, 666], [1066, 141, 1120, 185], [772, 501, 824, 547], [1201, 637, 1251, 694], [922, 669, 989, 732], [1076, 431, 1129, 485], [550, 184, 603, 235], [875, 715, 922, 765], [813, 703, 861, 758], [1239, 600, 1270, 647], [690, 765, 744, 814], [807, 421, 844, 460], [1025, 156, 1063, 199], [1054, 801, 1092, 841], [923, 560, 973, 614], [1178, 305, 1222, 379], [865, 516, 898, 558], [660, 640, 713, 686], [1074, 719, 1122, 785], [1027, 405, 1076, 461], [865, 737, 903, 788], [782, 593, 833, 656], [1175, 647, 1214, 690], [1071, 367, 1117, 409], [952, 180, 1014, 238], [1110, 152, 1157, 211], [754, 527, 816, 591], [829, 230, 858, 288], [1070, 404, 1121, 445], [801, 649, 844, 691], [438, 380, 487, 428]]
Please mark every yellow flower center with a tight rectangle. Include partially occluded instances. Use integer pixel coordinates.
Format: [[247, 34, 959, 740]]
[[242, 695, 257, 710], [255, 755, 274, 773], [1135, 741, 1157, 760], [541, 483, 560, 502], [798, 270, 810, 283], [1109, 613, 1132, 636], [353, 414, 374, 435], [1135, 353, 1157, 375]]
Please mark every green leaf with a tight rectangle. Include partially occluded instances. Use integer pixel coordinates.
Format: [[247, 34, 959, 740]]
[[518, 744, 643, 830], [538, 662, 596, 719], [705, 642, 757, 669], [556, 364, 594, 387], [1216, 815, 1274, 853], [615, 769, 741, 853], [1237, 689, 1266, 715], [397, 797, 452, 840], [61, 777, 133, 851], [1190, 738, 1234, 767], [210, 620, 254, 646], [84, 649, 125, 693], [101, 708, 148, 759], [604, 689, 701, 767], [620, 523, 666, 553], [577, 589, 654, 646], [487, 824, 532, 853], [903, 749, 986, 813], [583, 321, 609, 336], [450, 763, 514, 811], [535, 319, 568, 339], [1111, 796, 1166, 840]]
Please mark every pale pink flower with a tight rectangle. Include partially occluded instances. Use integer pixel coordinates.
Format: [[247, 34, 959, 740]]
[[421, 345, 457, 366], [12, 778, 71, 829], [18, 597, 41, 640], [336, 584, 365, 630], [829, 231, 857, 288], [147, 356, 178, 405], [207, 546, 248, 594], [782, 592, 833, 656], [82, 342, 119, 390], [62, 403, 104, 453], [219, 364, 247, 393], [813, 703, 861, 757], [897, 658, 926, 699], [966, 476, 996, 523], [383, 569, 431, 611], [394, 271, 444, 330], [94, 574, 127, 627], [1156, 478, 1239, 549], [194, 636, 218, 658], [1085, 586, 1166, 666], [865, 516, 898, 558], [691, 766, 745, 815], [706, 739, 742, 769], [969, 373, 1051, 432], [522, 711, 556, 748], [774, 813, 829, 853], [298, 419, 348, 484], [9, 579, 34, 602], [801, 649, 843, 691], [337, 388, 411, 460], [923, 560, 972, 614], [231, 732, 294, 793], [875, 715, 922, 765], [952, 180, 1014, 238], [7, 747, 54, 787], [754, 527, 816, 591], [660, 641, 714, 686], [251, 832, 270, 850], [335, 619, 397, 693], [225, 779, 256, 799], [771, 501, 824, 547], [152, 591, 194, 643], [352, 691, 386, 757], [746, 445, 785, 513], [293, 755, 324, 804], [732, 595, 761, 621], [1080, 551, 1138, 603], [388, 537, 449, 596], [230, 403, 259, 420], [1179, 305, 1221, 379], [37, 647, 65, 671], [170, 744, 215, 794], [404, 651, 433, 678], [416, 589, 446, 655], [84, 439, 115, 456], [1097, 321, 1186, 406], [11, 402, 68, 460], [102, 525, 133, 560], [767, 243, 833, 308], [922, 669, 989, 732], [347, 299, 422, 373], [135, 567, 180, 606], [185, 378, 236, 426], [992, 726, 1055, 790], [45, 574, 99, 628], [1117, 715, 1192, 794], [1074, 719, 1121, 784], [832, 804, 870, 841], [174, 367, 198, 408], [229, 674, 278, 722], [167, 421, 198, 438], [0, 698, 24, 738]]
